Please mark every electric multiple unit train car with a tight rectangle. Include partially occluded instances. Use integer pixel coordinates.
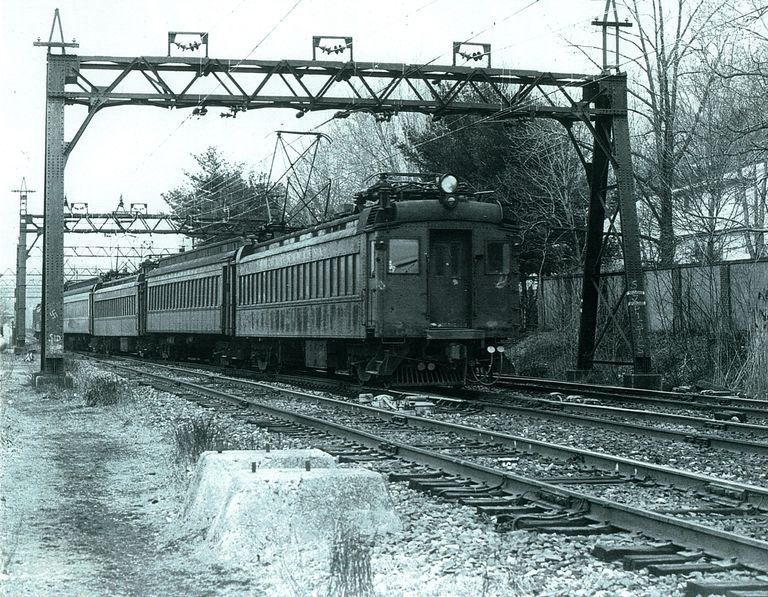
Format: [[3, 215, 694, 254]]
[[63, 173, 521, 385]]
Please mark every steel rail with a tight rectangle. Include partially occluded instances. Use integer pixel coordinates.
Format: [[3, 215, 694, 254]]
[[101, 359, 768, 572], [474, 400, 768, 456], [497, 375, 768, 413], [98, 357, 768, 495], [490, 394, 768, 436]]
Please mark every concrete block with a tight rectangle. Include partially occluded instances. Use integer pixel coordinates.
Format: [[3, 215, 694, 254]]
[[206, 468, 401, 563], [33, 372, 74, 389], [623, 373, 663, 390], [184, 449, 337, 531]]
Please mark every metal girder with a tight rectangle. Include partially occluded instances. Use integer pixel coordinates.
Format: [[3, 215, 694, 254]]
[[27, 245, 177, 259], [41, 54, 72, 374], [51, 55, 617, 157], [22, 212, 269, 237], [574, 77, 654, 377], [14, 206, 28, 350]]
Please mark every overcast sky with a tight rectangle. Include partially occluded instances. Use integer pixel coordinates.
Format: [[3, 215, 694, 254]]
[[0, 0, 606, 304]]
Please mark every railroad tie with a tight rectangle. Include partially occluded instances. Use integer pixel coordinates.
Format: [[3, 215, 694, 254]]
[[592, 542, 679, 562]]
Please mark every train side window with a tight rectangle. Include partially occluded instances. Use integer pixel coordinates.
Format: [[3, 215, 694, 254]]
[[388, 239, 419, 274], [369, 241, 376, 277], [351, 254, 358, 293], [297, 264, 303, 300], [323, 259, 330, 297], [486, 241, 511, 274], [328, 257, 339, 296]]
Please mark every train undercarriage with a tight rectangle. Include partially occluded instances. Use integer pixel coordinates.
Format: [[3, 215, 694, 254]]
[[65, 332, 507, 387]]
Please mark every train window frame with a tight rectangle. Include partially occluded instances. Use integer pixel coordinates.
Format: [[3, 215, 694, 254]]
[[485, 241, 511, 275], [329, 258, 337, 297], [388, 238, 420, 275], [369, 241, 376, 278]]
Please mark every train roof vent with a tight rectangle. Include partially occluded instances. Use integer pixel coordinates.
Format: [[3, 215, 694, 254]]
[[365, 207, 381, 228]]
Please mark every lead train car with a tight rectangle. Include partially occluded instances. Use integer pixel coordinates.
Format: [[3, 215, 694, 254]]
[[236, 194, 519, 384], [63, 174, 520, 385]]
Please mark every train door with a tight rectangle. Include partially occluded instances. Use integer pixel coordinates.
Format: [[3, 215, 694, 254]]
[[428, 230, 471, 327]]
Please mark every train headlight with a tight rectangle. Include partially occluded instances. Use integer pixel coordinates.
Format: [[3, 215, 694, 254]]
[[438, 174, 458, 194]]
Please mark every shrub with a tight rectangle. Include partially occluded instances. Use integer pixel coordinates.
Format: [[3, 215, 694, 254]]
[[81, 373, 131, 406], [651, 332, 717, 388], [506, 331, 573, 378]]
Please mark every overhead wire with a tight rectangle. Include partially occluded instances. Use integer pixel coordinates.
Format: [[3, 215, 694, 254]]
[[122, 0, 306, 186], [160, 0, 759, 225], [315, 2, 768, 185], [190, 0, 552, 221]]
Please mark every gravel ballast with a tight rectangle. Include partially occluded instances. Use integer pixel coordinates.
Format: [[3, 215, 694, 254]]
[[0, 354, 760, 595]]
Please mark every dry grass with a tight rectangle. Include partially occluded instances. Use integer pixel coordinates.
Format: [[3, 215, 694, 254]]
[[171, 416, 233, 467], [80, 373, 133, 407], [733, 324, 768, 398], [325, 525, 374, 597], [0, 507, 22, 577]]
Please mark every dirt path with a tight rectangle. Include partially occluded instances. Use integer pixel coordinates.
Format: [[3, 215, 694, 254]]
[[0, 357, 256, 596]]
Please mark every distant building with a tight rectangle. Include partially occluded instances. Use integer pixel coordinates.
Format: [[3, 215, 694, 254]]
[[637, 162, 768, 264]]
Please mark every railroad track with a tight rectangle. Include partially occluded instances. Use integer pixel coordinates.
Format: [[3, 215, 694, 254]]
[[87, 355, 768, 576], [461, 394, 768, 456], [473, 388, 768, 437], [495, 375, 768, 417]]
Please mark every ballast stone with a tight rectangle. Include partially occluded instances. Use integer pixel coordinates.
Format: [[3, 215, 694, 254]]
[[184, 449, 337, 531], [206, 467, 402, 564]]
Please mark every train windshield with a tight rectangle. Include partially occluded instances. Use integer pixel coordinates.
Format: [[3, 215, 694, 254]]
[[388, 239, 420, 274], [486, 241, 511, 274]]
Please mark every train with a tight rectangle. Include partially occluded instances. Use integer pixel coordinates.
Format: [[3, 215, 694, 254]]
[[63, 173, 521, 386]]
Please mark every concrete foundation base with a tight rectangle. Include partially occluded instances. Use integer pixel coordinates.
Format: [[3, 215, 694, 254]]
[[623, 373, 663, 390], [205, 467, 401, 564], [566, 369, 607, 384], [33, 372, 74, 389], [184, 449, 337, 531]]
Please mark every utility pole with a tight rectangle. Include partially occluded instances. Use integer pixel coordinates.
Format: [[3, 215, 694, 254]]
[[12, 178, 35, 353], [591, 0, 633, 73]]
